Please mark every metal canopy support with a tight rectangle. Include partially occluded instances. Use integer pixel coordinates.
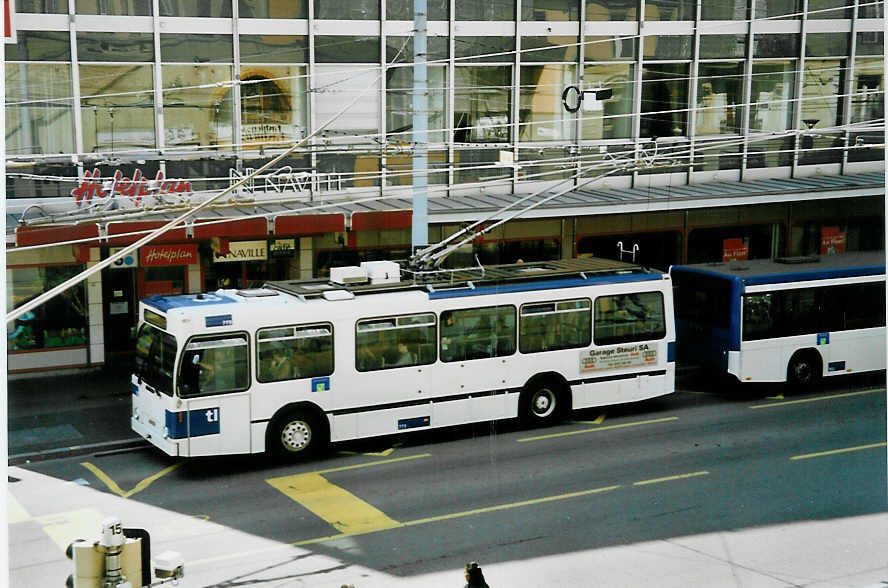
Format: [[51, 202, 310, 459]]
[[412, 0, 429, 249]]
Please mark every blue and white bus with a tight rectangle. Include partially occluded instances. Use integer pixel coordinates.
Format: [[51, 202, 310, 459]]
[[670, 251, 886, 387], [132, 258, 675, 458]]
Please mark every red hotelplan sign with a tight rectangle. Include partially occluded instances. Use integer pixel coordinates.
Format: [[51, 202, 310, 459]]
[[72, 168, 193, 206], [140, 244, 198, 266], [722, 237, 749, 262], [820, 226, 846, 255]]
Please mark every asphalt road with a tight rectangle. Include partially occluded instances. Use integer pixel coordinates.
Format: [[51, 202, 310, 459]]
[[18, 372, 887, 584]]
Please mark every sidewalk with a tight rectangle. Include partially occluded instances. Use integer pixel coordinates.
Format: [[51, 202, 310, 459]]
[[9, 465, 888, 588], [7, 363, 144, 465]]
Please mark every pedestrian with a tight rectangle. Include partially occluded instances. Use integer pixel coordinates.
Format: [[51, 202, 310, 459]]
[[464, 561, 490, 588]]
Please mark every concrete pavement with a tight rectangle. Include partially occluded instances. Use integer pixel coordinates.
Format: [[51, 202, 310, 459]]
[[7, 363, 145, 465]]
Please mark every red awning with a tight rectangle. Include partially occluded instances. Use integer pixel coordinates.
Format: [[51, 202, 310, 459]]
[[16, 224, 100, 247], [274, 213, 345, 235], [106, 221, 188, 245], [351, 210, 412, 231]]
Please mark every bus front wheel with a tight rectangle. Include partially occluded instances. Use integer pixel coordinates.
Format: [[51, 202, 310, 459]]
[[787, 351, 822, 390], [520, 380, 567, 427], [269, 408, 327, 460]]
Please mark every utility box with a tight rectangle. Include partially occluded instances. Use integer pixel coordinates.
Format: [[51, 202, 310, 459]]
[[361, 261, 401, 285]]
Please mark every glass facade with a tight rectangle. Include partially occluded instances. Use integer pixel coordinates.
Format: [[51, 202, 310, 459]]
[[2, 1, 883, 199]]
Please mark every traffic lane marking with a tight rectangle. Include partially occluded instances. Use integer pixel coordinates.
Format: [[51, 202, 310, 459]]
[[277, 469, 707, 547], [264, 454, 431, 535], [518, 416, 678, 442], [633, 471, 709, 486], [790, 441, 887, 461], [749, 388, 885, 409], [80, 461, 182, 499], [267, 473, 400, 534], [571, 413, 606, 425]]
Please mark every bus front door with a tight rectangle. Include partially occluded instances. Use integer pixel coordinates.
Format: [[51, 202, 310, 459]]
[[180, 392, 252, 456]]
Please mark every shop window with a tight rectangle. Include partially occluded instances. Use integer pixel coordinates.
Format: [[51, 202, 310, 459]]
[[696, 63, 744, 136], [77, 32, 154, 62], [387, 0, 448, 19], [582, 64, 634, 140], [521, 0, 579, 21], [159, 0, 232, 17], [701, 0, 746, 19], [585, 0, 634, 20], [239, 0, 307, 18], [454, 66, 512, 143], [7, 266, 88, 351], [240, 71, 308, 149], [162, 64, 234, 150], [387, 65, 447, 144], [646, 0, 695, 20], [519, 64, 576, 142], [5, 63, 75, 157], [454, 37, 514, 63], [749, 61, 795, 133], [315, 0, 378, 18], [80, 65, 155, 153], [5, 31, 71, 61], [76, 0, 152, 14], [756, 0, 802, 19], [640, 63, 689, 138], [455, 0, 515, 20], [142, 266, 186, 297], [240, 35, 308, 64]]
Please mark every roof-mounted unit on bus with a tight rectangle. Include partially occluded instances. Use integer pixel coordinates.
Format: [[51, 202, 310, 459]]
[[265, 257, 656, 299], [330, 261, 402, 286]]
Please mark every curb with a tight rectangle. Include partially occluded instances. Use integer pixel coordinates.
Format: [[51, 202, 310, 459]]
[[8, 438, 150, 467]]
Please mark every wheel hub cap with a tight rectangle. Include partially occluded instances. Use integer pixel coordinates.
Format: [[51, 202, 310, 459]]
[[281, 421, 311, 452]]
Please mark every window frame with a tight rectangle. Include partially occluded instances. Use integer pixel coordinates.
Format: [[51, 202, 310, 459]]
[[177, 331, 251, 398], [256, 322, 334, 383], [355, 312, 437, 372]]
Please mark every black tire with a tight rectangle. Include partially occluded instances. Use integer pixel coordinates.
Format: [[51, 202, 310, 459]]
[[268, 408, 327, 460], [519, 380, 568, 427], [787, 351, 822, 391]]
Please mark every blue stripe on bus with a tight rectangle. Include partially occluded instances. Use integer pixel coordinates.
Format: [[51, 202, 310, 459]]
[[145, 293, 237, 312], [428, 273, 662, 299], [165, 408, 221, 439], [739, 265, 885, 286], [667, 341, 676, 362]]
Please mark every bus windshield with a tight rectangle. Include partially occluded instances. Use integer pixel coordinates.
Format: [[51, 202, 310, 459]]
[[134, 324, 177, 395]]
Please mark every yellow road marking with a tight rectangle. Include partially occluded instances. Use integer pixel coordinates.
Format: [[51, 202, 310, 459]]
[[339, 442, 404, 457], [518, 416, 678, 442], [790, 442, 887, 461], [289, 484, 623, 547], [36, 508, 105, 552], [81, 462, 182, 499], [315, 453, 431, 475], [267, 473, 400, 534], [573, 414, 606, 425], [766, 394, 785, 400], [634, 471, 710, 486], [7, 491, 31, 525], [750, 388, 884, 409]]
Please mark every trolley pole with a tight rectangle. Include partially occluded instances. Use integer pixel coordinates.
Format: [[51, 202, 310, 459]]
[[411, 0, 429, 250]]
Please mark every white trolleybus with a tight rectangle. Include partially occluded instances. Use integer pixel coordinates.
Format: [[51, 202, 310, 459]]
[[670, 250, 886, 387], [132, 257, 676, 458]]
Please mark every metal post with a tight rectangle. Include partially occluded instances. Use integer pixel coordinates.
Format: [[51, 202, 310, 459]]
[[412, 0, 429, 249]]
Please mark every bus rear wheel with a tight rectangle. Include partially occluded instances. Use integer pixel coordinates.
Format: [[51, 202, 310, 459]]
[[269, 409, 327, 460], [520, 380, 567, 427], [787, 351, 822, 390]]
